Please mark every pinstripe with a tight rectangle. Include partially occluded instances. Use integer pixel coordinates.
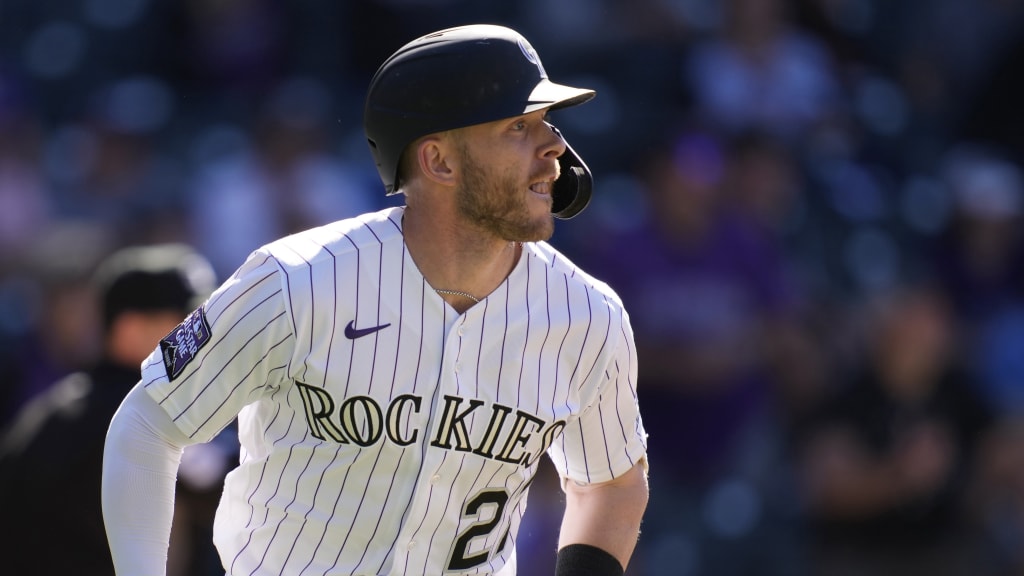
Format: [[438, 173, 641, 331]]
[[249, 242, 323, 573], [423, 454, 476, 572], [349, 443, 407, 574], [138, 207, 646, 575], [169, 317, 287, 422], [183, 337, 290, 439], [278, 239, 343, 574], [229, 404, 292, 573], [146, 274, 280, 401], [341, 232, 360, 399], [371, 279, 433, 576], [248, 428, 316, 576], [299, 445, 356, 574], [518, 258, 532, 412], [323, 443, 385, 575], [279, 442, 342, 573]]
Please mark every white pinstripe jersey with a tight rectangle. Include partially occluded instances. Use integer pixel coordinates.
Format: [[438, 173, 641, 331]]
[[142, 206, 647, 576]]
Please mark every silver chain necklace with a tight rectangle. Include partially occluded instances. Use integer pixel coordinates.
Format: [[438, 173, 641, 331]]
[[434, 288, 481, 303]]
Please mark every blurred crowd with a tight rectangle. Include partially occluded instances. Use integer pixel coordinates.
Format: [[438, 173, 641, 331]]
[[3, 0, 1024, 575]]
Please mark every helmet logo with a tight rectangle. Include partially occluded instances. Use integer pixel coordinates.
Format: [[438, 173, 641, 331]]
[[517, 37, 547, 78]]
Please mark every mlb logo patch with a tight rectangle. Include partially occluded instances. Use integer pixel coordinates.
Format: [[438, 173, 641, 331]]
[[160, 308, 212, 380]]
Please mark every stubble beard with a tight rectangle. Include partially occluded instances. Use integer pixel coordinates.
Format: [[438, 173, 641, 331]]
[[455, 146, 555, 243]]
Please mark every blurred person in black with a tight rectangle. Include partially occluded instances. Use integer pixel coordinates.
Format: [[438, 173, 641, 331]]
[[0, 243, 218, 575], [797, 285, 995, 576]]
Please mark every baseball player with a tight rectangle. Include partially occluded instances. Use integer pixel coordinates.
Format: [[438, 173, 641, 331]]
[[103, 24, 648, 576]]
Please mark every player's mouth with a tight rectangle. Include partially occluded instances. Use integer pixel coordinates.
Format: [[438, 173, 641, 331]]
[[528, 180, 552, 195], [529, 176, 557, 197]]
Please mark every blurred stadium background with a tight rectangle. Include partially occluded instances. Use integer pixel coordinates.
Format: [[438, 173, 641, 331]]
[[4, 1, 1024, 575]]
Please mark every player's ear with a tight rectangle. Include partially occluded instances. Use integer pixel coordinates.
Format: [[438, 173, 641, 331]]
[[416, 135, 457, 186]]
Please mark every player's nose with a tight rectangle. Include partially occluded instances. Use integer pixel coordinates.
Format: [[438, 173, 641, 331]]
[[541, 122, 568, 159]]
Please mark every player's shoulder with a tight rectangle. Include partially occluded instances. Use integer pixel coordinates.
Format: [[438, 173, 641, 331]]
[[261, 207, 404, 270], [526, 241, 626, 310]]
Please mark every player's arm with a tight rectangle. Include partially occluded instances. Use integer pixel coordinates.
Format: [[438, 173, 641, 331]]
[[552, 303, 648, 575], [556, 459, 648, 575], [102, 382, 192, 576]]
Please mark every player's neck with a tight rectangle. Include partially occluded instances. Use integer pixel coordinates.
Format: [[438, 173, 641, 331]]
[[402, 205, 520, 309]]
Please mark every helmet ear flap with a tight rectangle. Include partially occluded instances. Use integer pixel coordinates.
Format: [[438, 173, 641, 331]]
[[549, 124, 592, 219]]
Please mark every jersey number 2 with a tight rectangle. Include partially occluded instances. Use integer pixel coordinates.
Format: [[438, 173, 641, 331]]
[[447, 488, 510, 570]]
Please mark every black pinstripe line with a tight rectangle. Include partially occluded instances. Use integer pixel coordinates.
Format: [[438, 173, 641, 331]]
[[342, 221, 402, 575], [340, 232, 360, 399], [287, 222, 383, 574], [574, 290, 616, 476], [617, 311, 647, 464], [421, 452, 475, 573], [312, 444, 361, 575], [322, 441, 390, 574], [278, 242, 344, 574], [495, 281, 510, 400], [204, 253, 274, 317], [372, 248, 428, 575], [609, 362, 632, 466], [145, 271, 278, 395], [186, 355, 289, 441], [396, 302, 453, 573], [248, 427, 317, 575], [473, 299, 488, 398], [292, 446, 348, 574], [366, 222, 386, 390], [374, 278, 432, 575], [229, 399, 291, 573], [278, 437, 344, 574], [350, 443, 410, 574], [172, 315, 288, 427], [386, 213, 406, 400], [574, 282, 596, 483], [554, 273, 574, 406], [489, 463, 536, 573], [518, 254, 534, 413], [353, 226, 411, 574], [550, 274, 576, 477], [298, 449, 355, 574], [350, 226, 409, 569]]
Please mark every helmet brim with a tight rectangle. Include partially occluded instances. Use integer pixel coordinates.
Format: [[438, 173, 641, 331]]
[[524, 80, 595, 114]]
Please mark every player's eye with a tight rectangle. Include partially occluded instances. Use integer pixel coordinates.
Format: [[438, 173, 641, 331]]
[[511, 120, 527, 131]]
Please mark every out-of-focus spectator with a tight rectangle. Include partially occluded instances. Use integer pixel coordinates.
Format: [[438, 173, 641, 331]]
[[46, 76, 189, 247], [684, 0, 844, 143], [174, 0, 287, 102], [0, 222, 113, 426], [188, 77, 381, 277], [0, 243, 221, 575], [720, 129, 835, 437], [0, 68, 50, 262], [582, 129, 808, 576], [932, 145, 1024, 320], [797, 285, 995, 576], [928, 145, 1024, 412]]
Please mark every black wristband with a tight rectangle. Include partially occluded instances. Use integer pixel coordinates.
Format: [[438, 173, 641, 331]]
[[554, 543, 624, 576]]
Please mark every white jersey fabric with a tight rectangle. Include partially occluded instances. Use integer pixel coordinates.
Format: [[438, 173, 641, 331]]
[[142, 206, 647, 575]]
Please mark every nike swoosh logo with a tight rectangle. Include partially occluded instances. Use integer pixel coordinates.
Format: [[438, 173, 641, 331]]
[[344, 320, 391, 340]]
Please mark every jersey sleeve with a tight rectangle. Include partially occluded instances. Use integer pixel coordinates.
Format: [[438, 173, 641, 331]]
[[140, 249, 296, 443], [549, 306, 648, 485]]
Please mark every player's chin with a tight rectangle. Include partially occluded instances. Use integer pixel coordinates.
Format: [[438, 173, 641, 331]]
[[519, 211, 555, 242], [526, 187, 554, 213]]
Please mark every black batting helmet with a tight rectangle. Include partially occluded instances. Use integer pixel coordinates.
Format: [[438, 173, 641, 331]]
[[363, 24, 596, 219]]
